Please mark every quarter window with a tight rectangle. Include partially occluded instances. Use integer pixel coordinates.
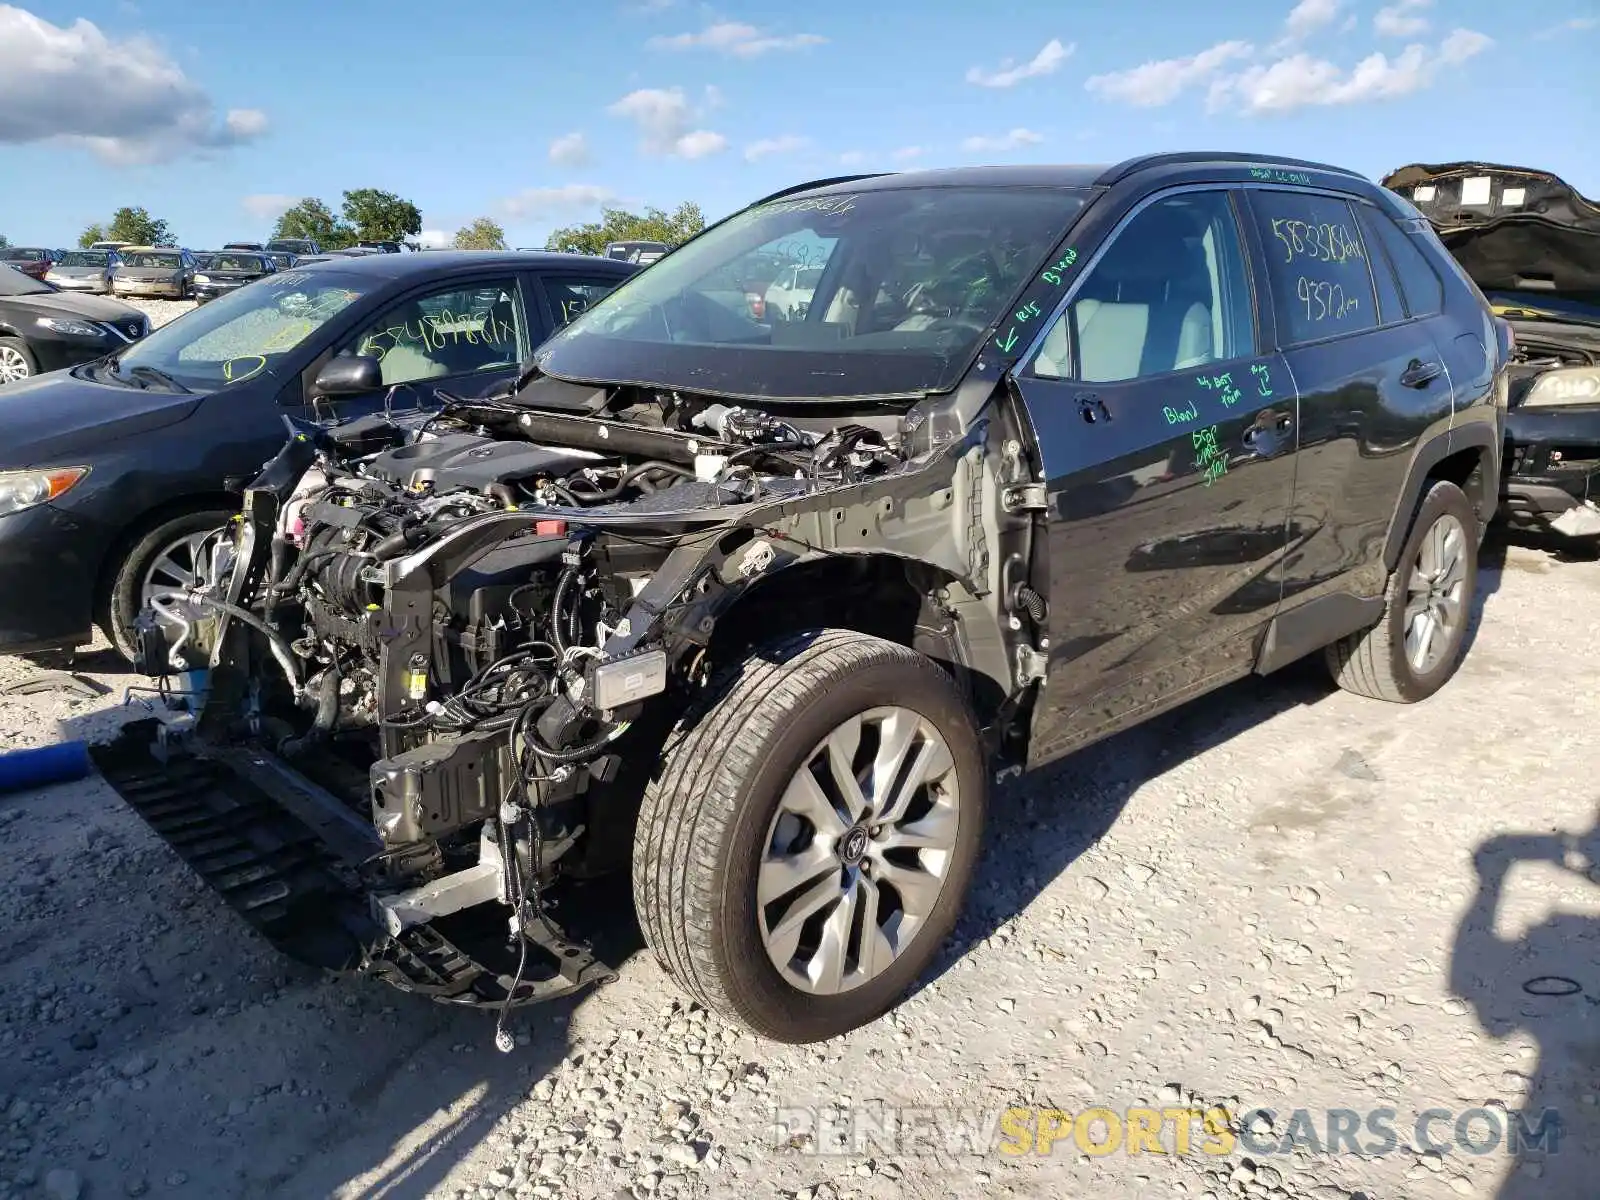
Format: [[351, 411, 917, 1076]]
[[544, 277, 626, 328], [341, 279, 525, 386], [1358, 208, 1445, 318], [1032, 191, 1254, 383], [1248, 190, 1378, 345]]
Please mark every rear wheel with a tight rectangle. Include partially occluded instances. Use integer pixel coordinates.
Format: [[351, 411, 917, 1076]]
[[103, 509, 234, 661], [0, 338, 37, 384], [1325, 480, 1478, 702], [633, 629, 985, 1042]]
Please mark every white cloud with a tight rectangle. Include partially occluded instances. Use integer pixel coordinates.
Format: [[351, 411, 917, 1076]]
[[1085, 40, 1253, 108], [0, 4, 268, 163], [1534, 15, 1598, 38], [498, 184, 616, 220], [838, 151, 867, 165], [1209, 27, 1492, 114], [1283, 0, 1342, 40], [415, 229, 453, 250], [965, 38, 1074, 88], [891, 146, 925, 161], [548, 132, 590, 167], [241, 193, 296, 221], [648, 21, 826, 57], [607, 86, 728, 158], [961, 128, 1045, 152], [744, 134, 810, 162], [1375, 0, 1432, 38]]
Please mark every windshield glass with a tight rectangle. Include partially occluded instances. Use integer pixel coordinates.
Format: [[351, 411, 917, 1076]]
[[58, 251, 110, 267], [537, 186, 1089, 399], [0, 264, 50, 296], [122, 252, 182, 269], [113, 269, 372, 390], [211, 253, 267, 272]]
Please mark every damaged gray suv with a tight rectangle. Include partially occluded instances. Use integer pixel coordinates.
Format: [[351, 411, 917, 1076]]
[[100, 152, 1507, 1043]]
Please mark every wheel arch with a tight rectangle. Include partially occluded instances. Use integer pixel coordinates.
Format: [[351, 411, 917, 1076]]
[[1382, 424, 1499, 571], [91, 490, 240, 622]]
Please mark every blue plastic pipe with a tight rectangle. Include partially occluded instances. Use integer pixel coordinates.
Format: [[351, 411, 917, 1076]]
[[0, 741, 92, 795]]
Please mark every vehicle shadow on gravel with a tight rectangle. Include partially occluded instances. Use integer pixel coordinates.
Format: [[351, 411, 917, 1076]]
[[21, 705, 599, 1200], [1450, 811, 1600, 1199], [922, 548, 1509, 993]]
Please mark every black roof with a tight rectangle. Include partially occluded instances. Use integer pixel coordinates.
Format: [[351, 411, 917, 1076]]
[[293, 250, 635, 280]]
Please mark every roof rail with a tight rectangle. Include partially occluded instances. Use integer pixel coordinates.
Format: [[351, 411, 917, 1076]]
[[749, 173, 887, 208], [1095, 151, 1365, 188]]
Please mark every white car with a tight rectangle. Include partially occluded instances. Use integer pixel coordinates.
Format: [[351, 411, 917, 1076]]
[[763, 264, 823, 320]]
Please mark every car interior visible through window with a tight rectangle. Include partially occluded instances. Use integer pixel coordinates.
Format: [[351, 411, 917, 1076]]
[[1247, 189, 1379, 346], [347, 280, 524, 386], [1032, 190, 1254, 383], [545, 278, 624, 328]]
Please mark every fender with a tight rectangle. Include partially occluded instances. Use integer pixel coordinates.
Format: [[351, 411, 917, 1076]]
[[1381, 420, 1499, 571]]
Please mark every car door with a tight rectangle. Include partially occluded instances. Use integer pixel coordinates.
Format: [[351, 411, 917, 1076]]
[[532, 271, 632, 344], [303, 273, 533, 417], [1017, 186, 1300, 765], [1239, 186, 1455, 608]]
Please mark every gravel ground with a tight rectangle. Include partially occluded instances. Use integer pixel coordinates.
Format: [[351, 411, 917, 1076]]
[[123, 299, 195, 330], [1, 532, 1597, 1200]]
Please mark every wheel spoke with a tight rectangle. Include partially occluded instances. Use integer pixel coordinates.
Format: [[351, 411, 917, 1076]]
[[1438, 525, 1467, 589], [778, 768, 848, 840], [867, 709, 920, 813], [758, 839, 838, 906], [879, 796, 960, 854], [871, 859, 944, 919], [824, 717, 870, 823], [765, 873, 842, 968], [1435, 593, 1463, 634], [147, 552, 195, 590], [853, 877, 889, 982], [810, 877, 859, 992], [878, 736, 955, 826]]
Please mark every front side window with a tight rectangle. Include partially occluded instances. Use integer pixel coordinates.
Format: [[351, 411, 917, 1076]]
[[537, 186, 1090, 400], [544, 276, 626, 328], [1248, 190, 1378, 346], [341, 279, 525, 386], [1032, 191, 1254, 383]]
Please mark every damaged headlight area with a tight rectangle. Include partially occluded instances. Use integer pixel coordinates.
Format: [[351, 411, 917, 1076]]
[[105, 385, 911, 1022]]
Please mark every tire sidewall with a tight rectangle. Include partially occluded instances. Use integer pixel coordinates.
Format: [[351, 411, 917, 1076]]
[[710, 645, 985, 1039], [1384, 482, 1477, 701], [106, 509, 234, 659]]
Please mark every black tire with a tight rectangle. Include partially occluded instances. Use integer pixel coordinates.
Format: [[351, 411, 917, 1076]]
[[0, 336, 38, 384], [103, 508, 234, 661], [633, 628, 985, 1042], [1325, 480, 1478, 703]]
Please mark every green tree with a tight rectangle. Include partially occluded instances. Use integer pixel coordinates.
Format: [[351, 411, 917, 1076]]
[[0, 233, 8, 250], [342, 188, 423, 243], [453, 217, 507, 251], [271, 197, 355, 249], [77, 224, 106, 248], [545, 201, 705, 255], [106, 206, 173, 246]]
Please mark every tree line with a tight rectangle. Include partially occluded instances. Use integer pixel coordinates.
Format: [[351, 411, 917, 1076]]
[[57, 194, 706, 254]]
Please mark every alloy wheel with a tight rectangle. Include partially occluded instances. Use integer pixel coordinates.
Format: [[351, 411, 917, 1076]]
[[757, 705, 960, 995], [0, 345, 32, 384], [1404, 512, 1468, 674], [140, 529, 220, 611]]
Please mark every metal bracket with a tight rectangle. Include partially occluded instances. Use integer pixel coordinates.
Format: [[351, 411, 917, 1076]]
[[1001, 483, 1048, 513], [1015, 643, 1048, 685], [371, 829, 505, 936]]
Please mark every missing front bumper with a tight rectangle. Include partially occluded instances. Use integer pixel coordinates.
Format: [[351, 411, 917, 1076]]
[[90, 718, 616, 1009]]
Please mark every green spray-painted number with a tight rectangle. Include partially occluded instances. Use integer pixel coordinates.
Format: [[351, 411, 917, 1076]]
[[1015, 300, 1042, 323]]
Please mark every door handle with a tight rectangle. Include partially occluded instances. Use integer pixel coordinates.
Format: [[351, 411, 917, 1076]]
[[1400, 359, 1443, 388], [1076, 394, 1110, 424]]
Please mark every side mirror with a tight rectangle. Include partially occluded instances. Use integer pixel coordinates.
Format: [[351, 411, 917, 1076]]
[[312, 354, 382, 396]]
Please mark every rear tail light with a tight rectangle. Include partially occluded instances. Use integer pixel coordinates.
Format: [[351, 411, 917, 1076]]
[[746, 291, 766, 320]]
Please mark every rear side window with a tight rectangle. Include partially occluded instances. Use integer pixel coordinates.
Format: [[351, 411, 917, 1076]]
[[1358, 208, 1444, 318], [1248, 190, 1378, 346]]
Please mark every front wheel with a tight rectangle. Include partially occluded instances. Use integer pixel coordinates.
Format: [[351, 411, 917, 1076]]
[[0, 337, 37, 384], [103, 509, 234, 661], [633, 629, 985, 1042], [1325, 480, 1478, 702]]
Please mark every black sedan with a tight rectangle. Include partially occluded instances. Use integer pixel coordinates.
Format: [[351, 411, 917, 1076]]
[[0, 264, 150, 385], [193, 250, 279, 304], [0, 251, 637, 656]]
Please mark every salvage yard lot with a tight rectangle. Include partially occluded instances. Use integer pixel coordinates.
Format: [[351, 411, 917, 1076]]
[[1, 527, 1597, 1199]]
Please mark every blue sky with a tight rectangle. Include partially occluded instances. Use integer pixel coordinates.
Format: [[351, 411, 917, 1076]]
[[0, 0, 1595, 250]]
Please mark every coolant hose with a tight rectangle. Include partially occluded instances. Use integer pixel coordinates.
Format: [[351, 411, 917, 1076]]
[[1014, 584, 1048, 625], [280, 666, 341, 756]]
